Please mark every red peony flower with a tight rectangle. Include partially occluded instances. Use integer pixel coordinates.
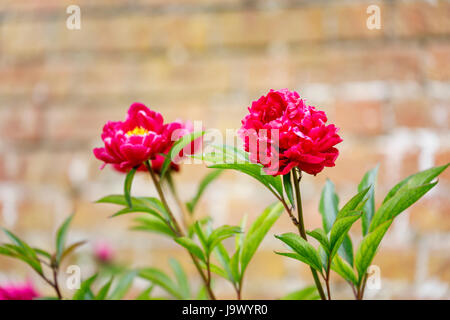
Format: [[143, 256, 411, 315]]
[[0, 281, 39, 300], [93, 103, 171, 171], [240, 89, 342, 176], [110, 119, 196, 174]]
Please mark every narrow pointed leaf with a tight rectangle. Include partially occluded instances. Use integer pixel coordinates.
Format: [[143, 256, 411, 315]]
[[56, 214, 74, 264], [319, 179, 339, 232], [283, 171, 294, 205], [124, 167, 137, 208], [169, 258, 190, 300], [174, 237, 205, 262], [355, 220, 392, 283], [331, 255, 358, 285], [108, 270, 137, 300], [306, 228, 330, 254], [370, 181, 438, 232], [275, 233, 323, 272], [240, 202, 283, 275], [358, 166, 379, 235]]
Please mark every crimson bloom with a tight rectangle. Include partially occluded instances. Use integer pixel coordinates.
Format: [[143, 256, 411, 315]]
[[0, 281, 39, 300], [94, 103, 172, 171], [240, 89, 342, 176], [111, 119, 196, 174]]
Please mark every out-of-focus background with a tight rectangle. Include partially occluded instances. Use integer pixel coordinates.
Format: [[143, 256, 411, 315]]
[[0, 0, 449, 299]]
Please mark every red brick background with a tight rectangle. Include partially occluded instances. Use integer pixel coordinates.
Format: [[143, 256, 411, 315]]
[[0, 0, 449, 299]]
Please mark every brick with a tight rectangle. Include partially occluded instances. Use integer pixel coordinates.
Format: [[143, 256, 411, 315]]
[[334, 2, 385, 40], [410, 196, 450, 233], [393, 0, 450, 37], [371, 248, 417, 281], [426, 43, 450, 81], [393, 100, 435, 128], [334, 100, 384, 136]]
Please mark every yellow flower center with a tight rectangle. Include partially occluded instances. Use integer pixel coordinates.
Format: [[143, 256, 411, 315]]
[[126, 126, 149, 136]]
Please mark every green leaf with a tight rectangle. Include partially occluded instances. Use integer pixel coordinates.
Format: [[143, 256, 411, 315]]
[[124, 167, 137, 208], [369, 164, 449, 232], [139, 268, 182, 299], [209, 163, 283, 198], [95, 277, 113, 300], [110, 206, 165, 221], [55, 214, 74, 264], [108, 270, 138, 300], [169, 258, 190, 300], [207, 225, 241, 253], [275, 233, 323, 272], [337, 187, 370, 219], [193, 221, 208, 251], [358, 166, 379, 235], [160, 131, 205, 179], [214, 243, 234, 283], [174, 237, 205, 262], [60, 240, 87, 262], [355, 220, 391, 283], [186, 170, 223, 214], [230, 248, 241, 283], [370, 181, 437, 232], [306, 228, 330, 254], [0, 244, 42, 274], [131, 216, 175, 238], [331, 255, 358, 285], [329, 212, 361, 260], [1, 229, 42, 274], [240, 202, 283, 275], [97, 195, 170, 220], [280, 286, 320, 300], [235, 214, 247, 250], [33, 248, 52, 260], [73, 274, 98, 300], [383, 163, 448, 204], [319, 179, 339, 232], [283, 172, 294, 206], [136, 285, 154, 300], [333, 187, 369, 266]]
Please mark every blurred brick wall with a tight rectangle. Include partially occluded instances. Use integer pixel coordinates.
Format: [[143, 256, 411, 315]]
[[0, 0, 449, 299]]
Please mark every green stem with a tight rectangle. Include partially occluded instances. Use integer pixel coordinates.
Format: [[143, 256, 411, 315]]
[[144, 161, 216, 300], [292, 168, 327, 301]]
